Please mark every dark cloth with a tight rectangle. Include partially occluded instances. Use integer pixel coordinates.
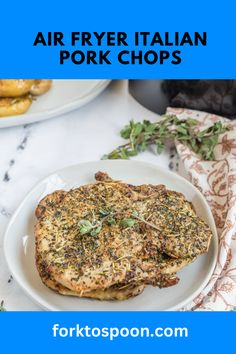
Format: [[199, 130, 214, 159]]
[[162, 80, 236, 119]]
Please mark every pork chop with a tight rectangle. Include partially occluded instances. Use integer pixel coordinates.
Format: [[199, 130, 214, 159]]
[[35, 171, 211, 299]]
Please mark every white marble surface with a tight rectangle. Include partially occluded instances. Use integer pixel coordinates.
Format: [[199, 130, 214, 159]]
[[0, 80, 179, 310]]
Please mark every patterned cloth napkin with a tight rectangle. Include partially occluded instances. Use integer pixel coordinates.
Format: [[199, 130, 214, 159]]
[[166, 107, 236, 311]]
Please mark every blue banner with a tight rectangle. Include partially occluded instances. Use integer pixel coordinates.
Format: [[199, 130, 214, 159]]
[[0, 311, 234, 353], [0, 0, 235, 78], [1, 1, 236, 352]]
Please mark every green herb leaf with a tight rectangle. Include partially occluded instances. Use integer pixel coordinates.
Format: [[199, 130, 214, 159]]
[[176, 125, 188, 135], [132, 122, 143, 137], [121, 218, 137, 228], [107, 217, 116, 225], [78, 220, 93, 235], [185, 118, 198, 126], [99, 209, 110, 217], [90, 225, 102, 236], [156, 140, 165, 154], [132, 211, 139, 218]]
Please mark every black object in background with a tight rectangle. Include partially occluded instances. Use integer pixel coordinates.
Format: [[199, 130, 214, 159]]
[[129, 80, 236, 119]]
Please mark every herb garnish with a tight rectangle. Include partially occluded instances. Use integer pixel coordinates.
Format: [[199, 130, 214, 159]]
[[103, 115, 229, 161], [78, 209, 117, 236], [121, 218, 137, 228], [78, 210, 162, 236]]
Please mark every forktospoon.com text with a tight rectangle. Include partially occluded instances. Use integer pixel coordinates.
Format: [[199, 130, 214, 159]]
[[52, 323, 188, 341]]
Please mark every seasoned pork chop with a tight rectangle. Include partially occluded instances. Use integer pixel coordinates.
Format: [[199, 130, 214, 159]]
[[95, 172, 212, 258], [35, 172, 212, 300]]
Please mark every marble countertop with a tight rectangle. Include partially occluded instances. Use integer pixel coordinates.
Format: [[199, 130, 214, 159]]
[[0, 80, 179, 310]]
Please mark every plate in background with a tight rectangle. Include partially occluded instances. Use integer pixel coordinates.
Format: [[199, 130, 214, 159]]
[[4, 160, 218, 310], [0, 80, 111, 128]]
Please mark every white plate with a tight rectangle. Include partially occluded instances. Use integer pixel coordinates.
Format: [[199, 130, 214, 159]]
[[4, 160, 218, 311], [0, 80, 111, 128]]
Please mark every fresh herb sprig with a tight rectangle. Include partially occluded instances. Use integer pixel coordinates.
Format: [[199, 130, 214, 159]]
[[78, 209, 117, 237], [78, 210, 162, 237], [103, 115, 229, 161]]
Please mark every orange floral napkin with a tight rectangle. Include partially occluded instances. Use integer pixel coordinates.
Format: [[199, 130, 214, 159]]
[[166, 107, 236, 311]]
